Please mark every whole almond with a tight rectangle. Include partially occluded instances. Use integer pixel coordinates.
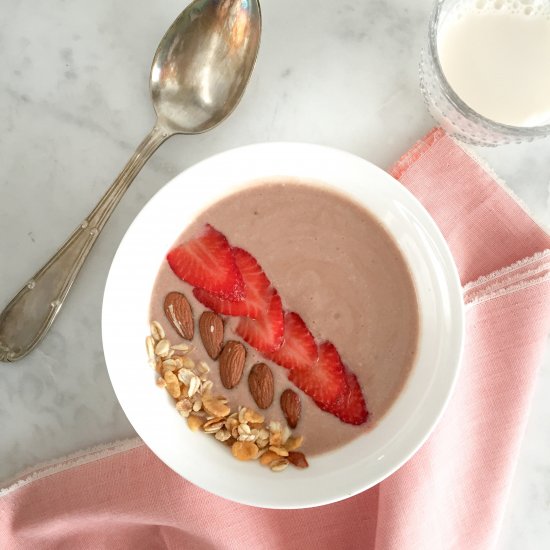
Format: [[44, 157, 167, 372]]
[[288, 451, 309, 468], [280, 389, 301, 428], [248, 363, 274, 409], [219, 341, 246, 389], [199, 311, 224, 359], [164, 292, 194, 340]]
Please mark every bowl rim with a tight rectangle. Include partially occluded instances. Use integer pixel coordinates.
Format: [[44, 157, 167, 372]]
[[102, 141, 465, 508]]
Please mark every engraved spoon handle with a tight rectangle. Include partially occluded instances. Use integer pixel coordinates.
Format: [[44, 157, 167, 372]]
[[0, 125, 170, 362]]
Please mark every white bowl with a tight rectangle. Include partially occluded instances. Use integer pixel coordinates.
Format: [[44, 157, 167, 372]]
[[102, 142, 464, 509]]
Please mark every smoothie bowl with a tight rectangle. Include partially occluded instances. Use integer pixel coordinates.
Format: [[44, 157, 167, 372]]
[[102, 142, 464, 508]]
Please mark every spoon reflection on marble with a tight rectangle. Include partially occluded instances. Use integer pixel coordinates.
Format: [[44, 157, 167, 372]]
[[0, 0, 262, 362]]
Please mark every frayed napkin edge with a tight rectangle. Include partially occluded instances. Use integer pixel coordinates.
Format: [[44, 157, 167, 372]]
[[0, 437, 144, 498], [464, 249, 550, 307]]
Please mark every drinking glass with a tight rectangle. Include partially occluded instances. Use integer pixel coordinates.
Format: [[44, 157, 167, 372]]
[[419, 0, 550, 146]]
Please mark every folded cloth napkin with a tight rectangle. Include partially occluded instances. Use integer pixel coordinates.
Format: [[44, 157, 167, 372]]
[[1, 128, 549, 550]]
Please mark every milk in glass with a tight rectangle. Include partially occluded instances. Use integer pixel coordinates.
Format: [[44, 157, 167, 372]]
[[438, 0, 550, 126]]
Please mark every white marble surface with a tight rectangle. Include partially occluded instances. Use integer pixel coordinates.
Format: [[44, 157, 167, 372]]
[[0, 0, 548, 547]]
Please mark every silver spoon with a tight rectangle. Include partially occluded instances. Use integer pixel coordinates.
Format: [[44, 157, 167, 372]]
[[0, 0, 262, 362]]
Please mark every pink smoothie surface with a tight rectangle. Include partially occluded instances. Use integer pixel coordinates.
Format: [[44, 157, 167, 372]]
[[150, 180, 419, 456]]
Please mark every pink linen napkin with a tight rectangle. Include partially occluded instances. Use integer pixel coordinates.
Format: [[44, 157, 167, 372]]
[[1, 128, 549, 550]]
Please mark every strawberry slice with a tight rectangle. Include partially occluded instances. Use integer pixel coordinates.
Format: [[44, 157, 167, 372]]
[[266, 312, 318, 370], [318, 370, 368, 425], [193, 248, 272, 319], [288, 341, 346, 406], [235, 292, 284, 354], [167, 224, 244, 301]]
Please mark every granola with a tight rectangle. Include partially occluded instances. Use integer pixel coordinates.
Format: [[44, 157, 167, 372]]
[[147, 319, 308, 472]]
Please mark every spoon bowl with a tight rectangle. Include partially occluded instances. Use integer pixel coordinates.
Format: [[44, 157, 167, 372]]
[[0, 0, 261, 362], [152, 0, 261, 133]]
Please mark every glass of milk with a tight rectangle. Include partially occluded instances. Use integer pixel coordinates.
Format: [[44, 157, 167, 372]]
[[420, 0, 550, 145]]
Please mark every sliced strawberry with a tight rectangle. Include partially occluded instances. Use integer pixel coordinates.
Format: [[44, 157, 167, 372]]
[[266, 312, 318, 370], [167, 224, 244, 301], [193, 247, 271, 319], [288, 341, 346, 406], [235, 292, 284, 354], [319, 370, 368, 425]]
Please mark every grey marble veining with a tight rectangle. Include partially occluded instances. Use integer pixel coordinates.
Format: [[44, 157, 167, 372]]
[[0, 0, 548, 547]]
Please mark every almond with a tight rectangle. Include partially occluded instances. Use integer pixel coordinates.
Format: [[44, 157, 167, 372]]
[[280, 388, 301, 428], [248, 363, 274, 409], [219, 341, 246, 389], [288, 451, 309, 468], [199, 311, 224, 359], [164, 292, 194, 340]]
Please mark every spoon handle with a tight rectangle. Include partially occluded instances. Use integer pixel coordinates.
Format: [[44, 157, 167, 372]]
[[0, 125, 169, 362]]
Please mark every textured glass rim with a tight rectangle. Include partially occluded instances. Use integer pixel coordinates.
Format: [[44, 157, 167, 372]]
[[429, 0, 550, 137]]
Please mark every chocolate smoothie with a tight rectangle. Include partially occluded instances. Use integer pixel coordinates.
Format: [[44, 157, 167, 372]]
[[150, 180, 419, 456]]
